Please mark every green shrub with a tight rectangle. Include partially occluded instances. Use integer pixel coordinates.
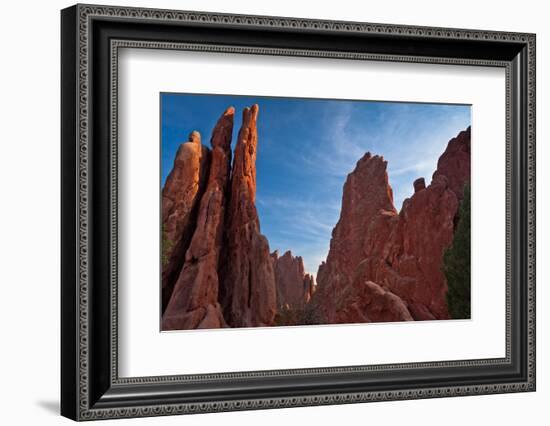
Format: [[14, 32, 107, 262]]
[[444, 183, 471, 319]]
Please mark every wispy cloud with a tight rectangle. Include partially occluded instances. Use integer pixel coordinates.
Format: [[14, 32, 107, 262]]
[[389, 160, 435, 177], [258, 195, 339, 244], [256, 192, 340, 276], [290, 102, 470, 211]]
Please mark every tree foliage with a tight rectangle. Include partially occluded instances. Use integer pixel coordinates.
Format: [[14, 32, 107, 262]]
[[444, 183, 471, 319]]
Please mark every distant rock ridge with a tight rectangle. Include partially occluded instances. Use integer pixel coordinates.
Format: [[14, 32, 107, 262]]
[[271, 250, 316, 310], [310, 126, 471, 323]]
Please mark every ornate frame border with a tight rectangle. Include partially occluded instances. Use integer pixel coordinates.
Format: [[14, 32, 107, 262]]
[[62, 3, 536, 421]]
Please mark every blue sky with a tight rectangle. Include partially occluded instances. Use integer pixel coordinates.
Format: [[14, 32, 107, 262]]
[[161, 93, 470, 277]]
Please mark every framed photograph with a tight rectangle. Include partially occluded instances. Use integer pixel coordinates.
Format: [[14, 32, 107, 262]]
[[61, 4, 536, 421]]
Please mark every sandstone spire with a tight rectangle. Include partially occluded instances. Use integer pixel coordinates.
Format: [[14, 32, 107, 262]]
[[310, 153, 398, 323], [161, 131, 210, 312], [220, 105, 277, 327], [162, 108, 235, 330]]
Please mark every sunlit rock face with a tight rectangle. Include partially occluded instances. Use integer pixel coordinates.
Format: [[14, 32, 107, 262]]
[[219, 105, 277, 328], [162, 105, 278, 330], [161, 131, 210, 313], [162, 108, 234, 330]]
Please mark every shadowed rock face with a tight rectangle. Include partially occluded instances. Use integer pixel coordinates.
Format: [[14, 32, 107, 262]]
[[219, 105, 277, 328], [311, 127, 471, 323], [309, 153, 399, 323], [161, 131, 210, 312], [162, 108, 234, 330], [271, 250, 315, 309], [363, 173, 460, 320], [327, 153, 397, 284], [336, 278, 414, 323], [433, 127, 471, 200], [375, 126, 471, 319]]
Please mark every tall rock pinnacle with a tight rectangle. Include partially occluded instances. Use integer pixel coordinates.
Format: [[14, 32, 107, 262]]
[[161, 131, 210, 312], [162, 107, 235, 330], [220, 105, 277, 327], [310, 153, 399, 323]]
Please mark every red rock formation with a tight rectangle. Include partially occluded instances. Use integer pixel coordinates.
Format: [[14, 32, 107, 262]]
[[364, 173, 460, 320], [220, 105, 277, 327], [271, 250, 314, 309], [336, 273, 413, 323], [162, 108, 235, 330], [311, 127, 470, 323], [309, 153, 398, 323], [161, 131, 210, 312], [413, 177, 426, 193], [433, 126, 471, 199], [328, 153, 397, 279], [373, 128, 471, 319], [303, 274, 315, 304]]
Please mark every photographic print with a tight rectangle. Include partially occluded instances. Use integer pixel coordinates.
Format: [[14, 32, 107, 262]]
[[160, 93, 471, 331]]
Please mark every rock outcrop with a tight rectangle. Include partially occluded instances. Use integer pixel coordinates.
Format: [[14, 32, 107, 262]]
[[309, 153, 399, 323], [336, 278, 414, 323], [358, 173, 459, 320], [219, 105, 277, 328], [161, 131, 210, 312], [310, 127, 471, 323], [271, 250, 315, 309], [373, 127, 471, 319], [433, 127, 471, 200], [162, 108, 235, 330]]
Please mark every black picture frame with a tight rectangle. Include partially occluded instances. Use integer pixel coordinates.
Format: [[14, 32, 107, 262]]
[[61, 4, 536, 421]]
